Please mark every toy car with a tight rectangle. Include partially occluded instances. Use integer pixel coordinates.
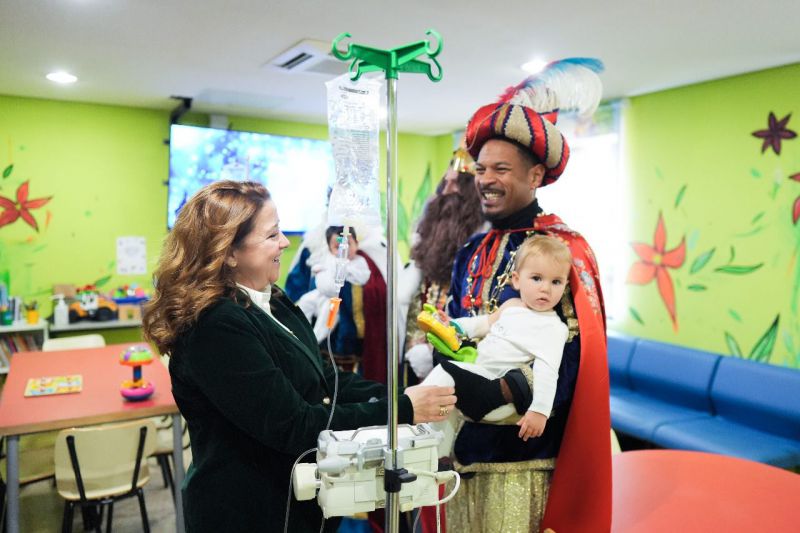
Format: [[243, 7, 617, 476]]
[[68, 285, 119, 322]]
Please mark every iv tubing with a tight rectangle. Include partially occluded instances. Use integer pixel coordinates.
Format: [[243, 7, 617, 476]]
[[283, 331, 340, 533], [283, 447, 318, 533]]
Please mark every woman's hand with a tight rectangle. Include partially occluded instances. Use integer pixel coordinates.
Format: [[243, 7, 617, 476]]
[[404, 385, 457, 423]]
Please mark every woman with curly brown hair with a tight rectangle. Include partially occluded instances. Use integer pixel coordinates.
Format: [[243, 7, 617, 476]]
[[142, 180, 456, 533]]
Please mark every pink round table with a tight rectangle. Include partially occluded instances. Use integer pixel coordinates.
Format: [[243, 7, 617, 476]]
[[612, 450, 800, 532]]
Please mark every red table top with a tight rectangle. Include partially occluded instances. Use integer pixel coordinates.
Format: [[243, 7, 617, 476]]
[[0, 343, 177, 436], [612, 449, 800, 532]]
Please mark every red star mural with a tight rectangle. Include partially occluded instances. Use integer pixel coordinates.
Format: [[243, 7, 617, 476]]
[[0, 181, 52, 232], [627, 212, 686, 331]]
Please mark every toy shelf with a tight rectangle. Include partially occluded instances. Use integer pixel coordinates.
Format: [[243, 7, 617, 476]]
[[49, 318, 142, 333], [0, 320, 49, 374], [0, 320, 49, 335]]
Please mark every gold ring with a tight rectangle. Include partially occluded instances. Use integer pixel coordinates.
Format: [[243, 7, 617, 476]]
[[439, 406, 449, 417]]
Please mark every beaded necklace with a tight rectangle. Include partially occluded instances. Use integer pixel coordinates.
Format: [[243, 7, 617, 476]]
[[462, 228, 535, 315], [423, 281, 448, 311]]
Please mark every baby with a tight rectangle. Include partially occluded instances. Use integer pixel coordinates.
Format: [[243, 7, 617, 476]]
[[422, 235, 571, 451]]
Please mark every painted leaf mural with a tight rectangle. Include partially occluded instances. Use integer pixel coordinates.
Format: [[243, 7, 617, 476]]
[[724, 332, 743, 357], [398, 166, 438, 250], [397, 179, 409, 248], [411, 163, 433, 223], [380, 166, 439, 256], [725, 316, 779, 363], [690, 248, 715, 274], [714, 264, 763, 274], [674, 184, 687, 208], [627, 211, 686, 330], [628, 307, 644, 325], [749, 316, 780, 362]]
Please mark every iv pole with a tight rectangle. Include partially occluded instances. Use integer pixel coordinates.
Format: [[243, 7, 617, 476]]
[[331, 31, 443, 533]]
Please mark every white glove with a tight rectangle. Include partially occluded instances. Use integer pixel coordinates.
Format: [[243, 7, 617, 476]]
[[296, 289, 322, 321], [405, 343, 434, 379]]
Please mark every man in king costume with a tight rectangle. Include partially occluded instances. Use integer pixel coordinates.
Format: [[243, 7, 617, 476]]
[[442, 58, 612, 532]]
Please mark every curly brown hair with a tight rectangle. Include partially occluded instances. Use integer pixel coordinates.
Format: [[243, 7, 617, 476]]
[[410, 172, 484, 285], [142, 180, 270, 355]]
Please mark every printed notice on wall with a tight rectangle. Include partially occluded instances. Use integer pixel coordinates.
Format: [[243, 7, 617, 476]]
[[117, 236, 147, 275]]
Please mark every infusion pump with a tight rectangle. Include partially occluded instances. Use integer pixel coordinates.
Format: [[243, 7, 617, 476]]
[[293, 424, 456, 518]]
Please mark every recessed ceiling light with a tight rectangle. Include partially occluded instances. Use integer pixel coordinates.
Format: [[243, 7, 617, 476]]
[[521, 59, 547, 75], [46, 71, 78, 84]]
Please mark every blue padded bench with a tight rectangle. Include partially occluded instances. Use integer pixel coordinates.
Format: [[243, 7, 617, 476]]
[[607, 332, 800, 468], [609, 335, 719, 442], [607, 332, 636, 392], [653, 356, 800, 468]]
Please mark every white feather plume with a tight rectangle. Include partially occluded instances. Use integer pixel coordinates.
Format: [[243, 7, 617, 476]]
[[500, 58, 604, 117]]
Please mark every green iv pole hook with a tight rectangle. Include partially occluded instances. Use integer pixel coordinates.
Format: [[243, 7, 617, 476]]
[[331, 30, 443, 533], [332, 30, 442, 81]]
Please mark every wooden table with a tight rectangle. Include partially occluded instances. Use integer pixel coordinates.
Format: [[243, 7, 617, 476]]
[[0, 344, 185, 533], [612, 449, 800, 532]]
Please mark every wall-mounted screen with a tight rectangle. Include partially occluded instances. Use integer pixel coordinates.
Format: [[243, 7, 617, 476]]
[[168, 124, 335, 232]]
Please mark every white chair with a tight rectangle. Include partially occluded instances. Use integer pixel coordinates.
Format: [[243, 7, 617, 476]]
[[42, 334, 106, 352], [54, 419, 157, 533], [150, 416, 191, 501]]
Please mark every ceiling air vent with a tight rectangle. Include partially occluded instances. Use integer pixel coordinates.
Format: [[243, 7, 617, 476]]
[[266, 39, 348, 76]]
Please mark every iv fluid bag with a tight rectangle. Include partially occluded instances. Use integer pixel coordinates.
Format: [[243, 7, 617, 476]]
[[326, 75, 382, 228]]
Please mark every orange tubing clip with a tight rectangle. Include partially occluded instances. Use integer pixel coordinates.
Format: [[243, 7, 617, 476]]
[[326, 297, 342, 328]]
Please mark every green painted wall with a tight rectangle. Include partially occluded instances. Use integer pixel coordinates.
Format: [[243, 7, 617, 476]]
[[4, 65, 798, 368], [0, 95, 451, 338], [615, 63, 800, 367], [0, 97, 168, 313]]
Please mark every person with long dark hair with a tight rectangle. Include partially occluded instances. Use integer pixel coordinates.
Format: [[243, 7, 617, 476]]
[[401, 152, 486, 382]]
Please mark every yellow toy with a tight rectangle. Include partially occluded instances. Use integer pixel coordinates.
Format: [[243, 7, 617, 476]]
[[416, 303, 477, 363]]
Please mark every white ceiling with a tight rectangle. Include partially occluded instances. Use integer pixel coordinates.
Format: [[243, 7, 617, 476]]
[[2, 0, 799, 135]]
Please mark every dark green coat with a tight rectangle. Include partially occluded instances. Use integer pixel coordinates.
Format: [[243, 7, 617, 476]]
[[169, 289, 413, 532]]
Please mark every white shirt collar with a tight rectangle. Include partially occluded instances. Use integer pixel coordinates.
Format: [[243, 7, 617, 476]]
[[236, 283, 272, 315], [235, 283, 295, 336]]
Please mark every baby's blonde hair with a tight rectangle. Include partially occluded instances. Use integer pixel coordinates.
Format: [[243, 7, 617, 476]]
[[515, 235, 572, 273]]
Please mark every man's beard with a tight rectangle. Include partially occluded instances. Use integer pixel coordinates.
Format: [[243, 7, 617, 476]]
[[411, 191, 484, 286]]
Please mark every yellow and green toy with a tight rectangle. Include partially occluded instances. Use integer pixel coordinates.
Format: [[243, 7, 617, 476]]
[[416, 303, 477, 363]]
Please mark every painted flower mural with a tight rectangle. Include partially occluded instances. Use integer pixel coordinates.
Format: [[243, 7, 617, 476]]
[[791, 173, 800, 225], [0, 181, 52, 232], [751, 112, 797, 155], [627, 212, 686, 330]]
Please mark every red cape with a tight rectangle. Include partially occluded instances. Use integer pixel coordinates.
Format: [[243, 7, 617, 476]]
[[537, 213, 612, 533], [358, 250, 388, 385]]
